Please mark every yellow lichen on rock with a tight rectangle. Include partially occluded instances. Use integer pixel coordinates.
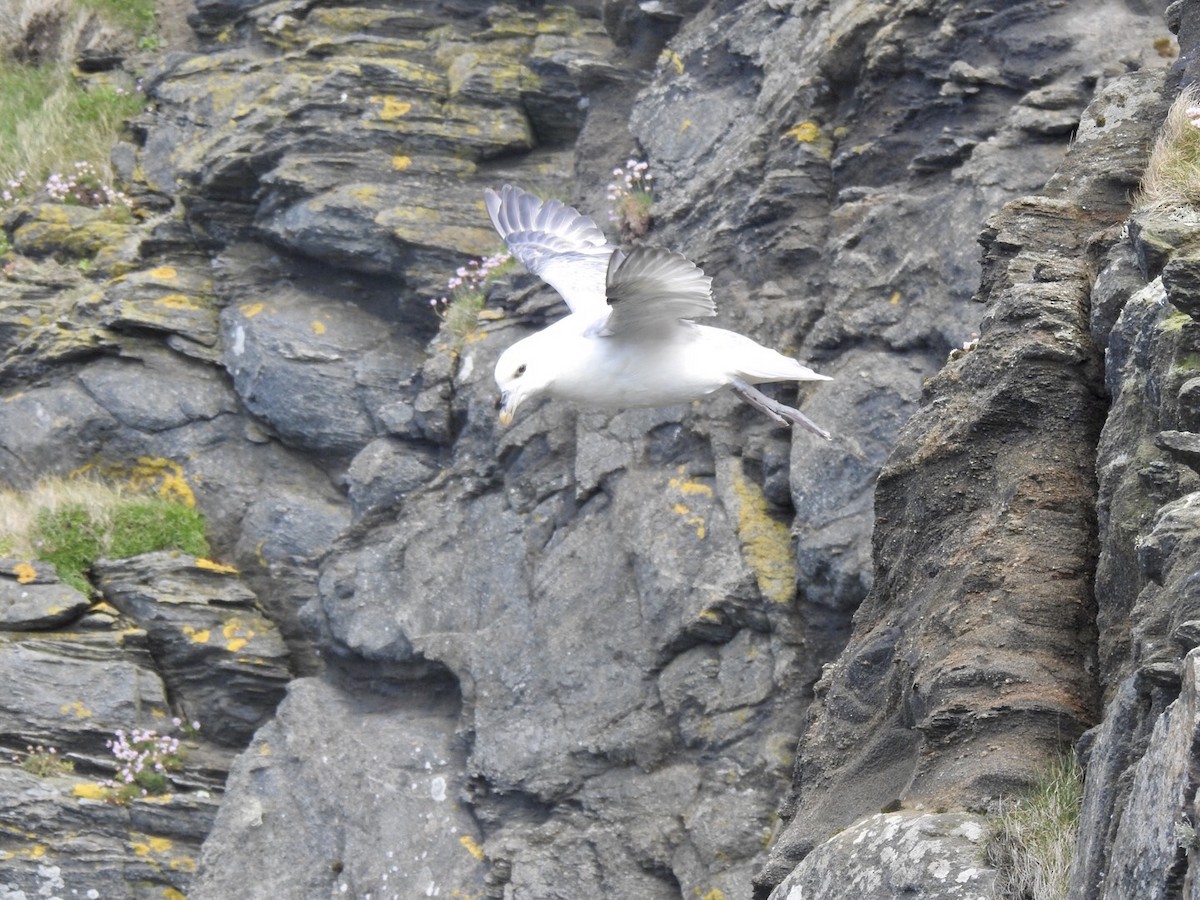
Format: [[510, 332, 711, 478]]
[[183, 625, 211, 644], [727, 467, 796, 605], [373, 96, 414, 120], [154, 293, 202, 310], [59, 701, 93, 719], [72, 783, 110, 800], [459, 834, 486, 861]]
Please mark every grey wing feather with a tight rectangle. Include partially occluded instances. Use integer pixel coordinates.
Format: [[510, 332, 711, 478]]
[[484, 184, 614, 317], [603, 246, 715, 334]]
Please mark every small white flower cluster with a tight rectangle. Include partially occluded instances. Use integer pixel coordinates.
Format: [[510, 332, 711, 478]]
[[11, 743, 58, 762], [105, 725, 187, 789], [1189, 105, 1200, 129], [1, 171, 25, 204], [429, 250, 513, 313], [44, 161, 131, 208], [606, 158, 653, 223], [1, 162, 132, 210]]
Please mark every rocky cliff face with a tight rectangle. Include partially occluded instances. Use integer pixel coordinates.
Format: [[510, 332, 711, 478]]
[[0, 0, 1195, 897]]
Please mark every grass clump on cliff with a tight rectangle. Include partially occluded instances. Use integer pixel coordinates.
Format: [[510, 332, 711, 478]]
[[0, 0, 154, 211], [429, 250, 514, 342], [0, 61, 142, 209], [986, 753, 1083, 900], [1137, 84, 1200, 212], [0, 474, 209, 595]]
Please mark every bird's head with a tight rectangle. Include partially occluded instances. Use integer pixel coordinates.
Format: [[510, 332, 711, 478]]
[[494, 337, 552, 426]]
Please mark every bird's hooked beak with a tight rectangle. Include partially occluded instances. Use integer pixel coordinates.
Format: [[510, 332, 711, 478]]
[[497, 391, 517, 427]]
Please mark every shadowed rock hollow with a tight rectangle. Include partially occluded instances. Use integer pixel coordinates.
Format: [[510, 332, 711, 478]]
[[0, 0, 1198, 897]]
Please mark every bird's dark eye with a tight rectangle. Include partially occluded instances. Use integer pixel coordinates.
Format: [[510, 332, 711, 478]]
[[515, 364, 526, 377]]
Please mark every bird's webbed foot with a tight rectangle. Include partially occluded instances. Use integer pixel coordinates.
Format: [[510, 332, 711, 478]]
[[730, 378, 831, 440]]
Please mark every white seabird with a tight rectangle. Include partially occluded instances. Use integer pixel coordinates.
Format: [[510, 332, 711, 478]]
[[484, 184, 832, 438]]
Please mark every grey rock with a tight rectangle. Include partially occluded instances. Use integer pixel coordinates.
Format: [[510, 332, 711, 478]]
[[767, 812, 996, 900], [0, 0, 1192, 898], [0, 561, 90, 630], [94, 552, 292, 747], [189, 676, 488, 900], [0, 630, 168, 756], [1097, 648, 1200, 900], [760, 66, 1166, 889], [219, 284, 425, 458], [77, 344, 236, 434], [0, 765, 220, 900]]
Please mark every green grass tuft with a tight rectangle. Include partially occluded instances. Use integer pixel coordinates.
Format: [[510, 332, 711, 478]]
[[986, 753, 1083, 900], [75, 0, 157, 40], [35, 503, 108, 595], [1137, 84, 1200, 212], [0, 61, 143, 202], [2, 476, 210, 596], [108, 500, 209, 559]]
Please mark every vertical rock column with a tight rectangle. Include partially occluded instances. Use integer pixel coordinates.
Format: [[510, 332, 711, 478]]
[[758, 69, 1168, 890]]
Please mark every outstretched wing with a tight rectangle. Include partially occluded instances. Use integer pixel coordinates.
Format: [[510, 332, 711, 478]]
[[484, 184, 615, 318], [602, 246, 715, 335]]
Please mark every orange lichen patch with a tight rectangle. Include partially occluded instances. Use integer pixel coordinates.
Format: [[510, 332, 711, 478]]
[[729, 468, 795, 604], [155, 293, 203, 310], [372, 96, 414, 120], [783, 121, 821, 143], [223, 617, 255, 652], [132, 836, 173, 856], [350, 185, 381, 205], [194, 558, 238, 575], [13, 562, 37, 584], [672, 502, 707, 540], [241, 302, 264, 318], [459, 835, 486, 861], [59, 701, 93, 719], [669, 474, 714, 498], [182, 625, 211, 644], [148, 266, 177, 280], [129, 457, 196, 507], [392, 154, 413, 171]]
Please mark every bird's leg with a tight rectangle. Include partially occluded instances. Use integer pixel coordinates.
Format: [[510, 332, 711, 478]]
[[730, 378, 831, 440]]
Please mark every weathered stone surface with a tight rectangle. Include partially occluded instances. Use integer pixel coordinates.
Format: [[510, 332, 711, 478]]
[[0, 0, 1193, 897], [94, 552, 292, 747], [0, 631, 168, 755], [1093, 648, 1200, 900], [0, 560, 90, 630], [219, 283, 426, 457], [767, 812, 995, 900], [759, 67, 1163, 888], [189, 676, 489, 900], [0, 765, 220, 900]]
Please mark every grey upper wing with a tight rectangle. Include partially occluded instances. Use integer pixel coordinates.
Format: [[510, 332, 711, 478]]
[[602, 246, 715, 335], [484, 184, 615, 317]]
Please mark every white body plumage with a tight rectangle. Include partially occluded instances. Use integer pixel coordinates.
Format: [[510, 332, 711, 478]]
[[485, 185, 831, 437]]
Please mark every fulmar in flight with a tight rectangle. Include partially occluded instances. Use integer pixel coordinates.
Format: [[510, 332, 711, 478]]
[[484, 184, 831, 439]]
